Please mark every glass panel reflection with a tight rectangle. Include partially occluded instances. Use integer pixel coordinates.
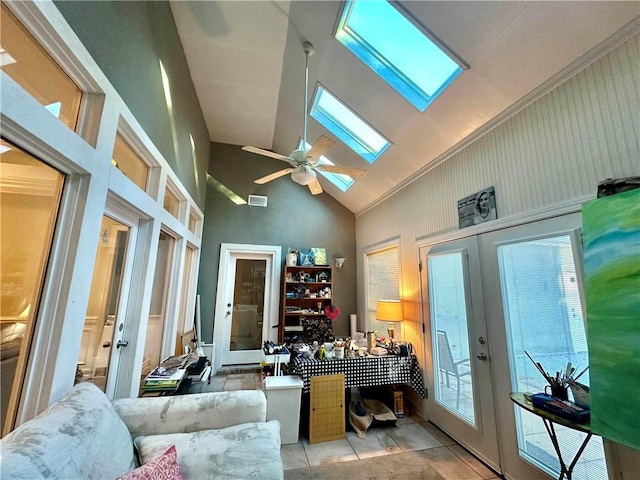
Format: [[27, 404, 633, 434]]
[[0, 139, 64, 435], [230, 259, 265, 351], [428, 252, 476, 425], [77, 216, 129, 392], [498, 235, 607, 480]]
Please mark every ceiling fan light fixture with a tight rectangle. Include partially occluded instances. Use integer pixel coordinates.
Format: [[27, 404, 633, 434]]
[[291, 165, 316, 185]]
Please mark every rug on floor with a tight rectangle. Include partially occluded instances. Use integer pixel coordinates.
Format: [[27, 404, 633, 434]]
[[284, 449, 446, 480]]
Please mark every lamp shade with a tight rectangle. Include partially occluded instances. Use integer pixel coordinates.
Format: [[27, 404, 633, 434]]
[[376, 299, 403, 322]]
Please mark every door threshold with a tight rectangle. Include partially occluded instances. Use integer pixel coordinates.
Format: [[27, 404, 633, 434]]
[[217, 363, 261, 375]]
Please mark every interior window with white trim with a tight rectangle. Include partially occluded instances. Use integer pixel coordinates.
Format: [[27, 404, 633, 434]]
[[365, 245, 400, 337]]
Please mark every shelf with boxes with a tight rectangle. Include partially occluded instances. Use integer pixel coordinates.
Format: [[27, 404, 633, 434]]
[[280, 265, 333, 343]]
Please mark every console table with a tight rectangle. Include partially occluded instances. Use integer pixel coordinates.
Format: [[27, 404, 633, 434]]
[[510, 392, 594, 480], [292, 354, 426, 397]]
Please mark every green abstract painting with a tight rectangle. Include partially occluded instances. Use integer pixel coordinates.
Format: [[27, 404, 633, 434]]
[[583, 188, 640, 449]]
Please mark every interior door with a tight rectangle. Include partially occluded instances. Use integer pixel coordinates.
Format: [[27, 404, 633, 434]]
[[213, 244, 281, 370], [80, 214, 137, 397], [420, 236, 501, 472]]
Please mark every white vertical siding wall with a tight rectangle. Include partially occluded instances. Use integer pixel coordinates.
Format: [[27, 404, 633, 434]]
[[356, 34, 639, 411]]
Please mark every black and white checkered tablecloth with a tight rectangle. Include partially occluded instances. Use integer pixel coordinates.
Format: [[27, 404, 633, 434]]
[[292, 354, 426, 397]]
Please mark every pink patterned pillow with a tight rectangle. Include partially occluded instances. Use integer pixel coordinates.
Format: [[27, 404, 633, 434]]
[[116, 445, 184, 480]]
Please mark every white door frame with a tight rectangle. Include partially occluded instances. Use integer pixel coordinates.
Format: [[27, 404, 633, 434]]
[[212, 243, 281, 374]]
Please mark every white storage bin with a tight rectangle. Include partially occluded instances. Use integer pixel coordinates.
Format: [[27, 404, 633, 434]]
[[264, 376, 303, 444]]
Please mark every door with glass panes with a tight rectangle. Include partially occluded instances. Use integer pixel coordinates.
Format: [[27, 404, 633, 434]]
[[420, 236, 500, 472], [480, 213, 607, 480], [421, 213, 608, 480]]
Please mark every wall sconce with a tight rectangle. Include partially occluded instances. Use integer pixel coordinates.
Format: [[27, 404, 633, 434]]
[[334, 257, 346, 270]]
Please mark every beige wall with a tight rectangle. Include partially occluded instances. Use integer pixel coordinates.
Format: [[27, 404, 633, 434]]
[[356, 33, 639, 475]]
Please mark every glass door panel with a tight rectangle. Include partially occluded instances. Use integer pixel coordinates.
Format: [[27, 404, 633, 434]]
[[497, 234, 607, 480], [141, 231, 175, 377], [230, 259, 265, 352], [0, 140, 64, 436], [77, 216, 129, 392], [428, 252, 475, 424]]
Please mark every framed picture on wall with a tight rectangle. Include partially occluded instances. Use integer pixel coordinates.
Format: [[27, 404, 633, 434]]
[[458, 186, 497, 228], [311, 247, 327, 266]]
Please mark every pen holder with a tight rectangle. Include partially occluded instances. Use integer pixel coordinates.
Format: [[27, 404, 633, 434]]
[[545, 384, 568, 400]]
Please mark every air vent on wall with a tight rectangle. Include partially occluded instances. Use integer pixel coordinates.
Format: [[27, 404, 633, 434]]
[[248, 195, 268, 207]]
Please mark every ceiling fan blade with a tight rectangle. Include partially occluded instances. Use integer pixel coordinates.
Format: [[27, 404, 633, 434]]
[[242, 145, 294, 164], [305, 135, 336, 163], [315, 164, 368, 179], [254, 168, 294, 184], [308, 178, 323, 195]]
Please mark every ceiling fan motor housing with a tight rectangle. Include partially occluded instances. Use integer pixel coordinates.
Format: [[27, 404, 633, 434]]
[[291, 165, 316, 185]]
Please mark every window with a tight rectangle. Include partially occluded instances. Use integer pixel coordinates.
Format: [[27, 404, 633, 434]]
[[302, 141, 354, 191], [428, 251, 475, 424], [499, 235, 607, 480], [142, 231, 176, 373], [188, 209, 199, 235], [163, 182, 181, 220], [365, 245, 400, 336], [111, 133, 150, 192], [1, 4, 83, 130], [0, 139, 64, 434], [335, 0, 463, 112], [310, 85, 390, 164]]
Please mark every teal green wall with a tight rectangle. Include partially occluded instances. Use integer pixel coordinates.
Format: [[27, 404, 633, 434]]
[[199, 142, 357, 342], [55, 1, 209, 208]]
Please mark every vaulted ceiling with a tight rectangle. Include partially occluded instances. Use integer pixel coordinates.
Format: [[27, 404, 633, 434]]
[[170, 1, 639, 214]]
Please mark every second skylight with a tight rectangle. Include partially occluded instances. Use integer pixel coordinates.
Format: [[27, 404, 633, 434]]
[[310, 84, 390, 164]]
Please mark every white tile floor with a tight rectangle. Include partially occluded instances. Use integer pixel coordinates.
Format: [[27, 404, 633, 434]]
[[191, 372, 503, 480]]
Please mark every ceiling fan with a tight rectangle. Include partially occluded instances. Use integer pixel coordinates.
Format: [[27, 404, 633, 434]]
[[242, 41, 367, 195]]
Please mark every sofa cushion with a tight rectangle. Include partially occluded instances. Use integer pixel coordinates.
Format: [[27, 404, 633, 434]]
[[116, 445, 184, 480], [113, 390, 268, 438], [0, 382, 136, 479], [134, 420, 283, 480]]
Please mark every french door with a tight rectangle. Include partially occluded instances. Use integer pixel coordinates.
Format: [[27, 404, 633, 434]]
[[420, 237, 500, 472], [480, 213, 607, 480], [421, 213, 608, 480], [212, 244, 281, 373]]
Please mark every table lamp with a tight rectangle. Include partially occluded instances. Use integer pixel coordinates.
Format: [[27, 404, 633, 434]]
[[376, 299, 403, 340]]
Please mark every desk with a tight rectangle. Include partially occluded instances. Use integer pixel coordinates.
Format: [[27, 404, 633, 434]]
[[510, 392, 593, 480], [292, 354, 426, 398]]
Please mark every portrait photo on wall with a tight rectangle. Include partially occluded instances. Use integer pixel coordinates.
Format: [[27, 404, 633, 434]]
[[458, 186, 498, 228]]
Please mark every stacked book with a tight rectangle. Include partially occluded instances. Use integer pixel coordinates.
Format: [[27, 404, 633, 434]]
[[142, 365, 187, 392]]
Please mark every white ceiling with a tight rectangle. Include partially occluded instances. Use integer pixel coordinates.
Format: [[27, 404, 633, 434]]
[[170, 1, 639, 214]]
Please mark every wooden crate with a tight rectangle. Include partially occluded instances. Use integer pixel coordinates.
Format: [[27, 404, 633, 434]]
[[309, 374, 345, 444]]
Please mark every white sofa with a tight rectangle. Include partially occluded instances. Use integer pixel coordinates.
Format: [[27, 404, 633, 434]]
[[0, 382, 284, 479]]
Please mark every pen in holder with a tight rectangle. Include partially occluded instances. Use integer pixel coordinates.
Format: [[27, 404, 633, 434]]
[[545, 382, 568, 401], [524, 350, 588, 402]]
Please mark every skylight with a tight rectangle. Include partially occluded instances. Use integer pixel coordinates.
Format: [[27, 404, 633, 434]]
[[302, 140, 355, 192], [310, 84, 390, 164], [335, 0, 464, 112]]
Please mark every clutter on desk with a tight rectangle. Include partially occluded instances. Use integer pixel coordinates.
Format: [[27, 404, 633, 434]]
[[524, 351, 591, 420]]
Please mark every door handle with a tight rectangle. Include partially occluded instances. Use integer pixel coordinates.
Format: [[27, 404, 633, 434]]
[[116, 340, 129, 349], [477, 352, 488, 361]]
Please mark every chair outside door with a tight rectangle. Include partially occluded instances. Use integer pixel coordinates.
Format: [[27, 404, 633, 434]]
[[436, 330, 471, 409]]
